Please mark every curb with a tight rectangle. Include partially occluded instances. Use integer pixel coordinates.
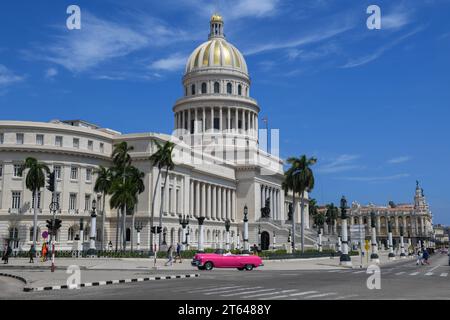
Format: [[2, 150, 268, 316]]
[[0, 272, 28, 284], [23, 273, 199, 292]]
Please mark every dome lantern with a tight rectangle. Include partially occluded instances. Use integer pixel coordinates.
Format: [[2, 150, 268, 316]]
[[209, 13, 224, 39]]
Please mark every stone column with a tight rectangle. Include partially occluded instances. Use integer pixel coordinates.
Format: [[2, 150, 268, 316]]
[[201, 182, 206, 217], [227, 108, 231, 132], [188, 110, 191, 134], [232, 190, 236, 221], [206, 184, 211, 220], [195, 181, 200, 217], [194, 108, 198, 133], [235, 108, 238, 133], [212, 185, 217, 220], [197, 217, 205, 252], [376, 215, 381, 234], [370, 212, 380, 263], [400, 226, 406, 258], [217, 187, 222, 221], [227, 189, 231, 220], [388, 222, 395, 259]]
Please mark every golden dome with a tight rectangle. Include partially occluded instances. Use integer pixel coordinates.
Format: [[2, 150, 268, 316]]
[[185, 38, 248, 75], [211, 14, 223, 22]]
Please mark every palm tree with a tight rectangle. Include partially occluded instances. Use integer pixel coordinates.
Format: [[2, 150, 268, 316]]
[[326, 203, 339, 235], [149, 140, 175, 252], [285, 155, 317, 253], [126, 166, 145, 251], [94, 166, 113, 251], [111, 142, 134, 251], [22, 157, 50, 248]]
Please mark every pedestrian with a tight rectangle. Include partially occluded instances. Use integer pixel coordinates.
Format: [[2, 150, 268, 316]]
[[2, 244, 12, 264], [41, 242, 48, 262], [165, 244, 174, 266], [29, 244, 36, 263], [108, 241, 113, 251], [416, 250, 422, 265], [174, 243, 182, 263], [251, 244, 258, 255], [422, 249, 430, 265]]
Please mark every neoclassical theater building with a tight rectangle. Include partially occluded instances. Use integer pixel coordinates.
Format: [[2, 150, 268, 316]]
[[319, 183, 434, 248], [0, 15, 317, 252]]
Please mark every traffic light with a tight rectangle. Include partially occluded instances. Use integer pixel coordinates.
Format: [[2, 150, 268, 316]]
[[46, 218, 62, 235], [46, 171, 56, 193]]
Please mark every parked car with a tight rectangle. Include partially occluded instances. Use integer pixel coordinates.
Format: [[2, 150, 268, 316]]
[[191, 250, 263, 271]]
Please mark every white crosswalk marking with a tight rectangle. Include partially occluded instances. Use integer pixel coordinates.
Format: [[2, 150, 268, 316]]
[[395, 272, 406, 275], [440, 273, 448, 277], [409, 272, 420, 276], [327, 270, 341, 273], [288, 291, 318, 297], [334, 294, 359, 300], [353, 270, 366, 274], [425, 272, 433, 276], [260, 295, 289, 300], [242, 289, 297, 299], [221, 288, 276, 297], [204, 287, 262, 295], [304, 292, 337, 299], [186, 286, 242, 293]]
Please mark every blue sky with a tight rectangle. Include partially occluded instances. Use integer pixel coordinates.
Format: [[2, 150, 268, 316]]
[[1, 0, 449, 223]]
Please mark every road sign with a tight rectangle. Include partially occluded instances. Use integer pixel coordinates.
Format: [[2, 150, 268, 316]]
[[350, 224, 365, 240], [42, 231, 48, 239], [364, 240, 370, 251]]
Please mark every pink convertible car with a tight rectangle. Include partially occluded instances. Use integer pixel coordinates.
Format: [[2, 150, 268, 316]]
[[191, 250, 263, 271]]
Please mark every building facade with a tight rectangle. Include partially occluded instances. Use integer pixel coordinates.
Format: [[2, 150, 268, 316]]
[[0, 15, 316, 253], [318, 182, 434, 248]]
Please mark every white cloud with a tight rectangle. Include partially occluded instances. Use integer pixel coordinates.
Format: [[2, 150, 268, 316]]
[[382, 12, 412, 30], [317, 154, 363, 174], [149, 53, 187, 71], [245, 23, 352, 56], [387, 156, 411, 164], [45, 67, 58, 79], [336, 173, 410, 182], [341, 26, 424, 69], [230, 0, 280, 19], [0, 65, 25, 87]]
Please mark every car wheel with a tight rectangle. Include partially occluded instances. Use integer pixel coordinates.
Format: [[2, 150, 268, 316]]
[[244, 264, 254, 271], [204, 262, 213, 271]]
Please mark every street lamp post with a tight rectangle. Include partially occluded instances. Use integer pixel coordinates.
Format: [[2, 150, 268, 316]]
[[225, 219, 231, 251], [318, 227, 323, 252], [79, 218, 84, 254], [134, 220, 143, 251], [237, 228, 241, 250], [339, 196, 352, 266], [197, 217, 205, 252], [257, 224, 261, 249], [400, 225, 406, 258], [87, 199, 97, 256], [337, 235, 342, 253], [242, 205, 249, 254], [388, 221, 395, 260], [370, 211, 380, 263], [273, 231, 276, 250], [179, 214, 189, 251]]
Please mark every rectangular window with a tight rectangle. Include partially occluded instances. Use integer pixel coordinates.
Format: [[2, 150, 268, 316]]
[[85, 194, 91, 211], [0, 133, 4, 144], [55, 136, 63, 147], [54, 165, 61, 179], [16, 133, 24, 145], [73, 138, 79, 149], [0, 164, 2, 178], [13, 164, 22, 177], [100, 143, 104, 153], [69, 193, 77, 211], [36, 134, 44, 146], [70, 166, 78, 180], [11, 192, 21, 209], [86, 168, 92, 182], [169, 188, 173, 213], [88, 140, 93, 151], [55, 193, 61, 207], [31, 192, 41, 209]]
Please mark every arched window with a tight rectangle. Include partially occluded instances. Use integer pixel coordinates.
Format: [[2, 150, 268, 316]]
[[227, 83, 232, 94], [238, 84, 242, 95], [84, 228, 90, 241], [201, 82, 207, 94], [68, 227, 75, 241], [96, 228, 101, 241], [191, 84, 196, 95], [185, 86, 188, 96], [9, 227, 19, 249], [126, 228, 131, 242], [214, 82, 220, 94]]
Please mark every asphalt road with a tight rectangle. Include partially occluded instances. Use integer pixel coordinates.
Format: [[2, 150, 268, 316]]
[[3, 253, 450, 300]]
